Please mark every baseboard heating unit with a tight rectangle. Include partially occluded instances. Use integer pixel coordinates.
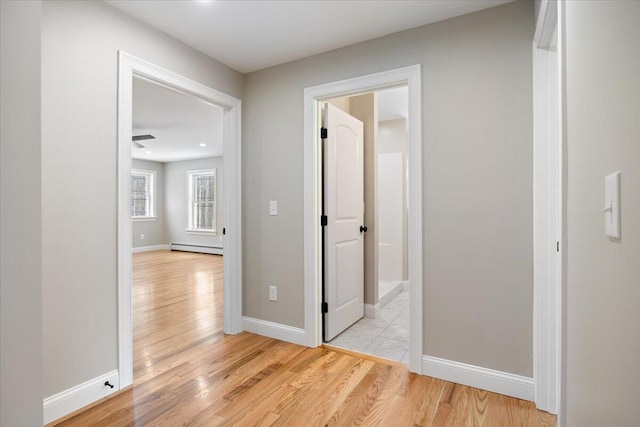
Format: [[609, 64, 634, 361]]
[[170, 243, 223, 255]]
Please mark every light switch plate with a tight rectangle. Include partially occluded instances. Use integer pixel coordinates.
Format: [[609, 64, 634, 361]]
[[269, 200, 278, 216], [604, 172, 621, 239]]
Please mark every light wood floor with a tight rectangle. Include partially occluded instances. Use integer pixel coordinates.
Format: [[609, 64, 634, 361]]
[[52, 250, 556, 426]]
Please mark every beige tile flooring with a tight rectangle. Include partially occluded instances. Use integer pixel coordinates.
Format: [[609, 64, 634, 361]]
[[327, 290, 410, 363]]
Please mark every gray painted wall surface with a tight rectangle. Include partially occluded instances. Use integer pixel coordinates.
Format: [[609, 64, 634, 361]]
[[534, 0, 542, 26], [165, 157, 224, 247], [349, 94, 379, 306], [41, 0, 242, 398], [565, 1, 640, 425], [243, 0, 534, 375], [0, 1, 43, 424], [132, 159, 167, 248]]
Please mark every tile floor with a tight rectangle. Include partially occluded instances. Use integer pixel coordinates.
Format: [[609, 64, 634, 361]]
[[328, 290, 410, 363]]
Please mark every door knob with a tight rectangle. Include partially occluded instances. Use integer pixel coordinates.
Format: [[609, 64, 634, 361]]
[[360, 225, 368, 233]]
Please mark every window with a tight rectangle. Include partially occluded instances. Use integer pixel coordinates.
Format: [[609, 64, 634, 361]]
[[188, 169, 216, 233], [131, 169, 156, 220]]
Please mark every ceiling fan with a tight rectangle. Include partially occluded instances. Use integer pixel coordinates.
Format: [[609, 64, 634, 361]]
[[132, 134, 155, 149]]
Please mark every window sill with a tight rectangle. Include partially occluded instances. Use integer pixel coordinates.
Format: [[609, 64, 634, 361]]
[[132, 216, 157, 222], [186, 229, 217, 236]]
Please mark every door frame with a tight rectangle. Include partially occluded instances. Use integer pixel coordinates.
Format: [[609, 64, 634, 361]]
[[116, 51, 243, 389], [532, 0, 563, 417], [303, 65, 423, 374]]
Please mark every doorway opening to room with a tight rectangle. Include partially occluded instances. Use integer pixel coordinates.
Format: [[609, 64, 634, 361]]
[[117, 53, 242, 390], [303, 66, 423, 374], [322, 87, 410, 364], [130, 76, 226, 385]]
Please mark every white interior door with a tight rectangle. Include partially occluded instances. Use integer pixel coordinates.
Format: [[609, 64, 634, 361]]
[[323, 103, 365, 341]]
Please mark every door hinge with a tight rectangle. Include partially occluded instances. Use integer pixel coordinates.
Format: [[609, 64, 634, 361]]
[[321, 215, 327, 226], [223, 227, 226, 235], [321, 302, 328, 313], [556, 241, 559, 252], [320, 127, 328, 139]]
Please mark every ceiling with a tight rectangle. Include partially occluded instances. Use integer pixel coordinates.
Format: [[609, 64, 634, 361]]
[[132, 77, 223, 163], [106, 0, 513, 73], [125, 1, 508, 160]]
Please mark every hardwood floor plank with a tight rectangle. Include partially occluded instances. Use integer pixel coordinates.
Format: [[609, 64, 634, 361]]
[[353, 365, 408, 426], [469, 388, 489, 427], [303, 357, 375, 426], [387, 374, 434, 426], [323, 362, 393, 426], [269, 353, 357, 425], [50, 251, 556, 427], [211, 358, 302, 419]]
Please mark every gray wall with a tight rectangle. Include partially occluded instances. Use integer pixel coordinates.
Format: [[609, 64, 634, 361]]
[[0, 1, 44, 424], [534, 0, 542, 26], [243, 0, 534, 375], [132, 159, 167, 248], [41, 0, 242, 398], [565, 1, 640, 425], [165, 157, 224, 247], [349, 94, 379, 306]]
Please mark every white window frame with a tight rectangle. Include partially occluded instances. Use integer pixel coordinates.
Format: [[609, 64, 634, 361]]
[[131, 169, 156, 221], [187, 168, 216, 234]]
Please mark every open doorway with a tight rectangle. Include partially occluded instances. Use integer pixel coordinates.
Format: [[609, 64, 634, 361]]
[[303, 65, 422, 374], [117, 52, 242, 389], [322, 87, 410, 364], [130, 76, 225, 383]]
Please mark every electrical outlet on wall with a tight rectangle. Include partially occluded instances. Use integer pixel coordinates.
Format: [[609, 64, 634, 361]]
[[140, 234, 145, 240], [269, 285, 277, 302]]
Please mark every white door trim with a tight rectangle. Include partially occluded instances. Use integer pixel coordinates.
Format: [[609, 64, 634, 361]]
[[532, 0, 563, 417], [303, 65, 423, 374], [117, 51, 243, 389]]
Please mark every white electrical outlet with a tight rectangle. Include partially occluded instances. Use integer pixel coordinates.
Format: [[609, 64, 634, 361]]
[[269, 200, 278, 216], [269, 285, 277, 301], [140, 234, 145, 240]]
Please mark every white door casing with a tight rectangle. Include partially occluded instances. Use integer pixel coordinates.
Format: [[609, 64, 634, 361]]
[[303, 65, 422, 374], [323, 103, 365, 341], [117, 52, 243, 389], [533, 0, 562, 416]]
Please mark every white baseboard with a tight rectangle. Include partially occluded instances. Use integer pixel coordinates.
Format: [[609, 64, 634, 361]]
[[379, 281, 404, 309], [242, 317, 306, 346], [170, 243, 223, 255], [132, 244, 170, 253], [43, 370, 119, 424], [364, 303, 380, 319], [422, 355, 533, 401]]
